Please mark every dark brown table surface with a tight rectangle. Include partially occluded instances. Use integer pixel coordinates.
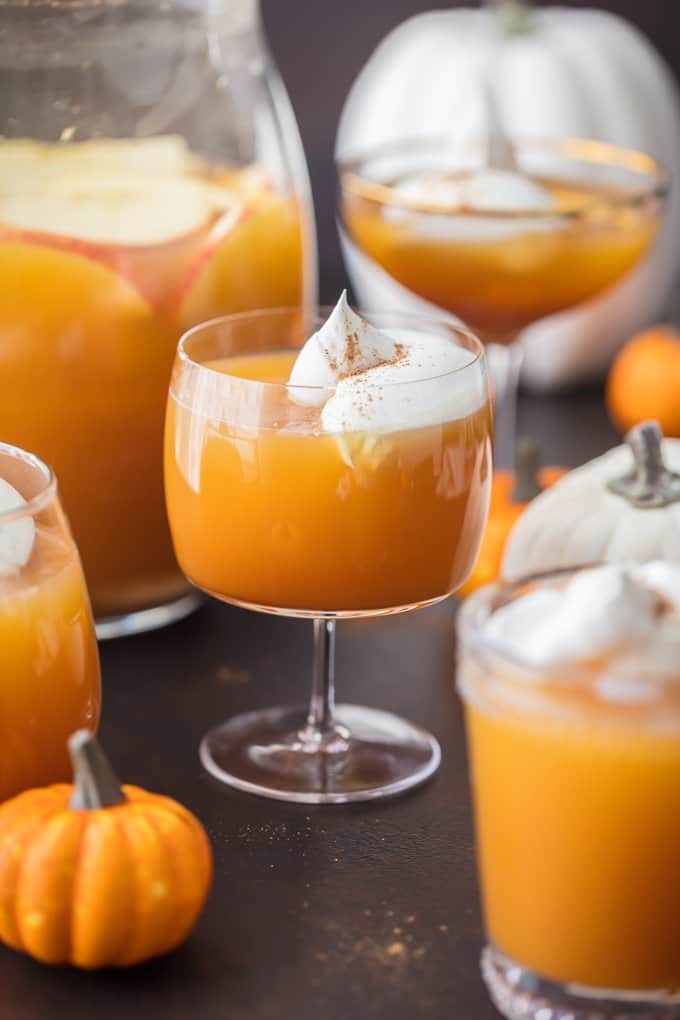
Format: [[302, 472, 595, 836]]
[[0, 389, 619, 1020]]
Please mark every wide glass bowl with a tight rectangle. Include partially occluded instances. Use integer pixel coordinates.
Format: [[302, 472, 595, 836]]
[[339, 136, 666, 466]]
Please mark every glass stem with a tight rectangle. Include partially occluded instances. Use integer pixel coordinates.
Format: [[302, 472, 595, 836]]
[[490, 340, 524, 471], [307, 618, 337, 736], [300, 619, 349, 753]]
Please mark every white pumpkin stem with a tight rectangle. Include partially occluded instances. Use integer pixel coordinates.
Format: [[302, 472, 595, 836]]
[[482, 80, 517, 172], [607, 421, 680, 509], [484, 0, 534, 36], [68, 730, 127, 810], [511, 436, 542, 502]]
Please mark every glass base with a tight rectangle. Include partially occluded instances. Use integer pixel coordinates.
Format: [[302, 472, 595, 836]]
[[95, 591, 203, 641], [200, 703, 441, 804], [482, 946, 680, 1020]]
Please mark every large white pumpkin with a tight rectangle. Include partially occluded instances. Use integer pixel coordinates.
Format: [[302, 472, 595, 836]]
[[502, 423, 680, 580], [336, 2, 680, 391]]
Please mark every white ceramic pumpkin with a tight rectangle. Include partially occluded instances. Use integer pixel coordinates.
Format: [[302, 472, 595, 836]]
[[502, 422, 680, 581], [336, 0, 680, 391]]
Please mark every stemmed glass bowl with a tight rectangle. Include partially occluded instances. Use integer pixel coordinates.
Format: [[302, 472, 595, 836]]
[[338, 137, 667, 466], [165, 306, 492, 803]]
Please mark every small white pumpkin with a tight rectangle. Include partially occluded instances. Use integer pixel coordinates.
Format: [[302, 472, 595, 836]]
[[336, 0, 680, 391], [502, 422, 680, 581]]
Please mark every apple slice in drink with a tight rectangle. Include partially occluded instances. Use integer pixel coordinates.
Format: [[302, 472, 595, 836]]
[[0, 136, 195, 182], [0, 178, 229, 307]]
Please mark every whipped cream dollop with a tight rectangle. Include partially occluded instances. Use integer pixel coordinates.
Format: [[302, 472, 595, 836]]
[[288, 293, 485, 433], [288, 290, 398, 406], [483, 563, 680, 700], [0, 478, 35, 576]]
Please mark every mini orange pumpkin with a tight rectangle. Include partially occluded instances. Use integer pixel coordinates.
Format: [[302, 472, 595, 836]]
[[0, 731, 212, 969], [459, 439, 567, 596], [607, 326, 680, 438]]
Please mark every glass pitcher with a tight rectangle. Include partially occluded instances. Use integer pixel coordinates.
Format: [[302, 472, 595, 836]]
[[0, 0, 317, 637]]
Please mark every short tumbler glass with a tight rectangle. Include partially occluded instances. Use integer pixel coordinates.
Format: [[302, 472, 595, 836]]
[[0, 442, 101, 801], [458, 570, 680, 1020]]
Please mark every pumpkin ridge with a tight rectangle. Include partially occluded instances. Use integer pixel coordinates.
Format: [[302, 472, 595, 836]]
[[16, 809, 86, 963], [0, 797, 66, 951], [139, 804, 188, 958], [134, 801, 211, 955], [125, 803, 184, 962], [130, 794, 209, 840], [66, 809, 97, 965], [107, 806, 140, 967], [116, 806, 173, 966], [125, 788, 209, 844]]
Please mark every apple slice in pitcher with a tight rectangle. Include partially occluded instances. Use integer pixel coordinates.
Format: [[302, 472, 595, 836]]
[[0, 138, 247, 307]]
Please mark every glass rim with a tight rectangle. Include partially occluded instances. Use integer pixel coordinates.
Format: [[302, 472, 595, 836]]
[[0, 442, 56, 526], [176, 304, 486, 393], [338, 135, 669, 221]]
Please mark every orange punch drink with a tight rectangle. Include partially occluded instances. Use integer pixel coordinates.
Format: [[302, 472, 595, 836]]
[[458, 563, 680, 1020], [165, 305, 492, 616], [0, 443, 100, 802], [0, 138, 308, 625]]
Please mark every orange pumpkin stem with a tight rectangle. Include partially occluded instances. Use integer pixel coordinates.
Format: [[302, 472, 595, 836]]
[[607, 420, 680, 509], [511, 436, 543, 502], [68, 730, 127, 810]]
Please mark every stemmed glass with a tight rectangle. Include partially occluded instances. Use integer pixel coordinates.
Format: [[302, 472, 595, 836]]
[[165, 306, 492, 803], [338, 137, 666, 467]]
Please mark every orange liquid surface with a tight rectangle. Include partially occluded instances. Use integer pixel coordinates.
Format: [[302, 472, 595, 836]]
[[0, 528, 100, 801], [467, 690, 680, 991], [342, 176, 659, 343], [0, 163, 306, 618], [165, 351, 492, 613]]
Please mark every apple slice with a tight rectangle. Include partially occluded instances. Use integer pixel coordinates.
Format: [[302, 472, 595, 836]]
[[0, 136, 194, 186], [0, 479, 35, 576], [0, 174, 217, 247], [0, 176, 228, 307], [0, 138, 246, 306]]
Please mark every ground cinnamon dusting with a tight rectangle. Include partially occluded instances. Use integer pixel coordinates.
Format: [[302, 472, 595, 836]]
[[653, 593, 676, 619], [338, 335, 408, 383]]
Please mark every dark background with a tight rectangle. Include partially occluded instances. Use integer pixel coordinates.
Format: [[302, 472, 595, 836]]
[[261, 0, 678, 302]]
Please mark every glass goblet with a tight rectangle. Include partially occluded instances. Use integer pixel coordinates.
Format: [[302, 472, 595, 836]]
[[338, 137, 667, 467], [165, 307, 492, 803]]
